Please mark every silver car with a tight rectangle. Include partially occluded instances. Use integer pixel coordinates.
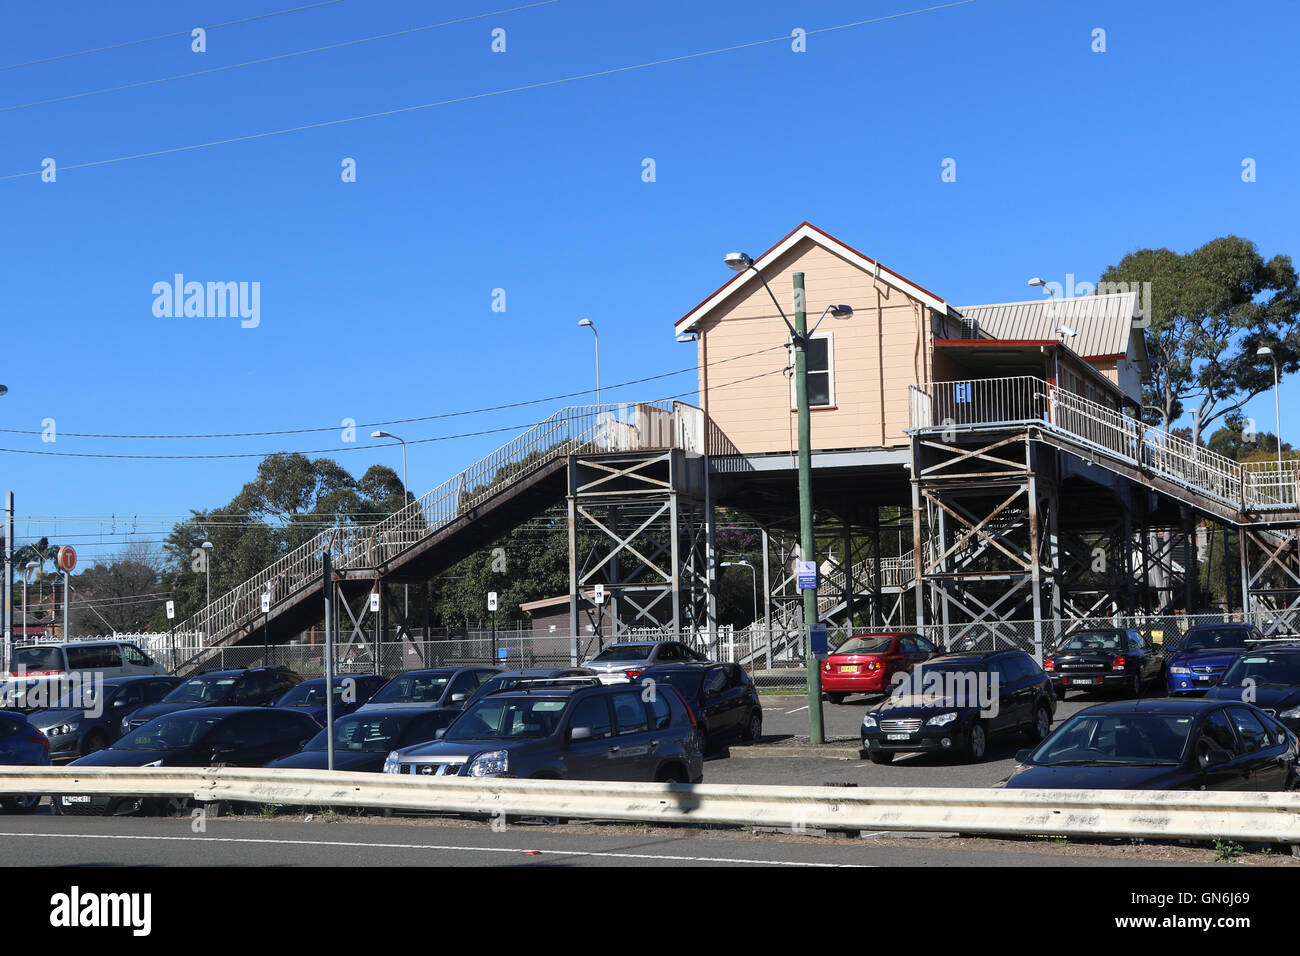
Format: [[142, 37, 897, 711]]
[[581, 642, 710, 685]]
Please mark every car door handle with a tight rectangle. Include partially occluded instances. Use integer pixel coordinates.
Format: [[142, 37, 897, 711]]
[[608, 745, 620, 753], [649, 740, 660, 748]]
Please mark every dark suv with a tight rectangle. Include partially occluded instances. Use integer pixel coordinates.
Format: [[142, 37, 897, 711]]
[[382, 681, 703, 783], [639, 663, 761, 752], [123, 666, 303, 734], [859, 649, 1055, 763]]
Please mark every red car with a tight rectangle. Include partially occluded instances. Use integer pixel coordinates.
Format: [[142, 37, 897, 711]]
[[821, 632, 940, 703]]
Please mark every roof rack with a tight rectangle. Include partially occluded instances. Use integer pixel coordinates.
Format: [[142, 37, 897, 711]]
[[486, 676, 601, 694]]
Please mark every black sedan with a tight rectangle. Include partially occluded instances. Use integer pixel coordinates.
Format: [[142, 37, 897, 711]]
[[997, 698, 1300, 791], [638, 663, 761, 752], [1043, 628, 1164, 700], [56, 707, 321, 816], [29, 676, 180, 762], [265, 706, 462, 773], [1205, 646, 1300, 732]]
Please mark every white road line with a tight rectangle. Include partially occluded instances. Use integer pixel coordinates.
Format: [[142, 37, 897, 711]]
[[0, 831, 866, 867], [785, 705, 809, 715]]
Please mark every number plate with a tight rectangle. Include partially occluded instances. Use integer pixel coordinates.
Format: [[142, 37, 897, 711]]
[[840, 665, 859, 673], [1069, 679, 1095, 685], [61, 796, 91, 804], [885, 733, 912, 741]]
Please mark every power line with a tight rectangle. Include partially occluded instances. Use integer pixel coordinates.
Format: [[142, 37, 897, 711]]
[[0, 1, 975, 181], [0, 0, 352, 73], [0, 1, 562, 114]]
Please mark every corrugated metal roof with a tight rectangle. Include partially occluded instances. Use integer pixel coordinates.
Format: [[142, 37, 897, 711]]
[[953, 291, 1140, 358]]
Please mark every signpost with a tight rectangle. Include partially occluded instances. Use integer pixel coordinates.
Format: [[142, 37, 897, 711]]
[[795, 560, 818, 591], [593, 584, 605, 645], [166, 600, 176, 671], [487, 592, 498, 662], [57, 546, 76, 639]]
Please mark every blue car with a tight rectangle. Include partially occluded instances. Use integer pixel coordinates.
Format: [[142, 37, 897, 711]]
[[1166, 623, 1263, 695], [0, 710, 51, 813], [273, 675, 388, 726]]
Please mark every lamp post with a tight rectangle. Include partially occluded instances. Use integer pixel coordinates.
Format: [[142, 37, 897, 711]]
[[723, 251, 853, 745], [578, 318, 600, 407], [372, 430, 411, 631], [201, 541, 213, 643], [21, 562, 37, 641], [1256, 347, 1283, 473]]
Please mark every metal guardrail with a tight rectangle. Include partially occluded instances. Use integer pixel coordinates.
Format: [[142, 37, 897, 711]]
[[909, 378, 1299, 513], [5, 766, 1300, 842], [174, 402, 704, 657]]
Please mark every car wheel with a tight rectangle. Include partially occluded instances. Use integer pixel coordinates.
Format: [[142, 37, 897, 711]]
[[80, 731, 109, 757], [147, 797, 192, 818], [826, 693, 847, 705], [742, 709, 762, 742], [0, 795, 41, 814], [1054, 684, 1066, 701], [1128, 675, 1141, 698], [867, 751, 895, 765], [1028, 704, 1051, 743], [966, 722, 988, 762]]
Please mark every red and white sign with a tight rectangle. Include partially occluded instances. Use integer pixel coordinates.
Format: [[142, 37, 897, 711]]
[[57, 546, 77, 572]]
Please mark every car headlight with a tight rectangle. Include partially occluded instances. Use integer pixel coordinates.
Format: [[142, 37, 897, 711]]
[[1169, 666, 1190, 675], [382, 751, 401, 774], [927, 711, 958, 727], [1280, 706, 1300, 721], [862, 714, 878, 729], [51, 722, 80, 736], [141, 760, 163, 768], [467, 750, 508, 777]]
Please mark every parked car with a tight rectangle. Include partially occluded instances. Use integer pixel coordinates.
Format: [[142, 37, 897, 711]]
[[56, 707, 321, 816], [996, 699, 1300, 791], [821, 632, 940, 703], [0, 711, 50, 813], [266, 707, 463, 773], [463, 668, 599, 707], [382, 681, 703, 783], [1, 640, 167, 712], [1204, 646, 1300, 731], [356, 666, 501, 712], [581, 641, 710, 684], [1043, 628, 1164, 699], [29, 676, 181, 763], [1166, 623, 1263, 695], [859, 649, 1055, 764], [639, 663, 761, 752], [123, 666, 303, 734], [272, 675, 387, 725]]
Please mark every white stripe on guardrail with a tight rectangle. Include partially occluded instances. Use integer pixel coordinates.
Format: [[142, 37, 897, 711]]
[[4, 767, 1300, 843]]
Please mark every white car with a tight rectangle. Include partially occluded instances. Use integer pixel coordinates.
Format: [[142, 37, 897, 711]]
[[2, 641, 167, 711], [581, 641, 711, 684]]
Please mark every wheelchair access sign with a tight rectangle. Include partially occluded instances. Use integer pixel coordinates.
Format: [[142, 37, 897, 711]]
[[796, 560, 818, 591]]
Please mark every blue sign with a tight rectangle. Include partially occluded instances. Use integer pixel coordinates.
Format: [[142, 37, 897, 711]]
[[810, 624, 828, 658], [497, 647, 510, 660], [796, 560, 818, 591], [954, 382, 972, 403]]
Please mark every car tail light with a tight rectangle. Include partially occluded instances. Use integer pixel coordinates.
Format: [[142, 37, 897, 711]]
[[866, 660, 881, 671], [823, 660, 832, 672], [28, 729, 49, 753], [1043, 658, 1054, 671], [1112, 656, 1126, 670], [624, 668, 643, 680]]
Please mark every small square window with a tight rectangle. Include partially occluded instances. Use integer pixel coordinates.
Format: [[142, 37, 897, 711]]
[[792, 333, 835, 408]]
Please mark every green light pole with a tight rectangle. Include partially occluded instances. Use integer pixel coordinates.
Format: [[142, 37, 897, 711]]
[[723, 253, 852, 745]]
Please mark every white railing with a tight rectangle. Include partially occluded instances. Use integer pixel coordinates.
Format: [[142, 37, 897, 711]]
[[175, 402, 704, 654], [909, 378, 1299, 514]]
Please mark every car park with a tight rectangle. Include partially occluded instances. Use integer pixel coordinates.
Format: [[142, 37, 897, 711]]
[[1, 640, 167, 712], [266, 707, 463, 772], [1043, 628, 1163, 700], [1204, 645, 1300, 731], [382, 680, 702, 783], [639, 662, 760, 752], [29, 676, 181, 762], [1166, 623, 1263, 695], [859, 649, 1054, 763], [357, 666, 501, 712], [57, 707, 321, 816], [123, 666, 303, 734], [821, 632, 939, 703], [273, 674, 387, 725], [996, 698, 1300, 791], [581, 641, 710, 684], [0, 711, 50, 813]]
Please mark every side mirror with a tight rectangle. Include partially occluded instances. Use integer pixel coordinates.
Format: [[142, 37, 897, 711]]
[[1204, 749, 1231, 767], [450, 693, 467, 703], [570, 726, 593, 742], [1014, 749, 1032, 763], [434, 728, 447, 740]]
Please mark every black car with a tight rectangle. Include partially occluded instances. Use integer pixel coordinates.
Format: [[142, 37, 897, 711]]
[[29, 676, 181, 762], [383, 681, 703, 783], [1204, 645, 1300, 732], [1044, 628, 1164, 699], [859, 649, 1055, 764], [356, 666, 502, 712], [272, 674, 389, 725], [57, 706, 322, 816], [266, 706, 463, 773], [997, 698, 1300, 791], [123, 666, 303, 733], [639, 663, 761, 752]]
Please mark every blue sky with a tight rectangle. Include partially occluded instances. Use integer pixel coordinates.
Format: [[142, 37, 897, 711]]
[[2, 0, 1296, 564]]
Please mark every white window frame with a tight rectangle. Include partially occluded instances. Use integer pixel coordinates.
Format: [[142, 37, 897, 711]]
[[791, 331, 836, 409]]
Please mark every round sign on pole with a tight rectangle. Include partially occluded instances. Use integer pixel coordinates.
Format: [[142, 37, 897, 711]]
[[57, 546, 77, 572]]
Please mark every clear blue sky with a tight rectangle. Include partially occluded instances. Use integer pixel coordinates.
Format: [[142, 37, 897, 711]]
[[2, 0, 1296, 564]]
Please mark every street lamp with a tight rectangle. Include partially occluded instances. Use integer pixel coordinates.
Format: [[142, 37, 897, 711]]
[[201, 541, 213, 643], [578, 318, 600, 406], [372, 430, 411, 629], [1257, 347, 1283, 473], [723, 250, 853, 745]]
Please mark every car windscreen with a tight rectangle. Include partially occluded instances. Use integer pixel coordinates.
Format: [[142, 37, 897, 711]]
[[1182, 629, 1250, 652], [1029, 712, 1192, 766], [277, 682, 348, 707], [834, 637, 895, 655], [1056, 631, 1124, 653], [13, 647, 63, 672], [165, 675, 237, 703], [648, 670, 704, 698], [591, 646, 654, 662], [49, 683, 106, 711], [891, 662, 989, 701], [1220, 653, 1300, 686], [368, 673, 452, 705], [444, 697, 569, 741], [305, 713, 422, 752], [116, 713, 224, 750]]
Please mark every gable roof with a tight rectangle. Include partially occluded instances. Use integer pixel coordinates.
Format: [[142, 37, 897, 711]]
[[953, 291, 1145, 361], [675, 222, 951, 334]]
